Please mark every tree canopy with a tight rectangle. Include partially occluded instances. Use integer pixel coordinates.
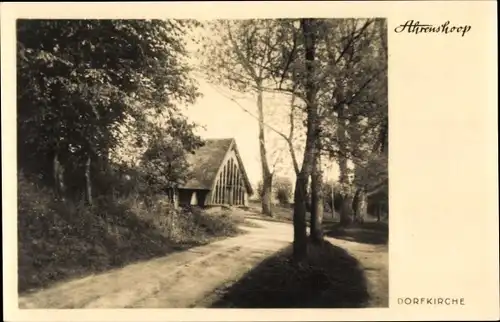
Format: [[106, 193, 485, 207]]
[[17, 19, 203, 196]]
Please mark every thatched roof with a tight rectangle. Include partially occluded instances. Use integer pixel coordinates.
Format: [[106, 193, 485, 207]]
[[181, 138, 253, 194]]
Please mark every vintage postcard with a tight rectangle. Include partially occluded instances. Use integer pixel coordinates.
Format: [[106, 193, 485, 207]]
[[2, 1, 498, 321]]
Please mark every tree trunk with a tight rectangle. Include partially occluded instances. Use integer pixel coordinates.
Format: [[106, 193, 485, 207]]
[[360, 190, 368, 222], [376, 203, 381, 222], [336, 99, 355, 226], [310, 152, 324, 243], [331, 182, 336, 219], [53, 152, 65, 201], [84, 155, 92, 206], [293, 18, 319, 262], [286, 90, 300, 176], [287, 139, 300, 176], [305, 177, 312, 212], [257, 84, 273, 216], [261, 172, 273, 216], [337, 153, 354, 225], [352, 187, 367, 224], [340, 193, 354, 226], [336, 102, 350, 185], [293, 173, 309, 262]]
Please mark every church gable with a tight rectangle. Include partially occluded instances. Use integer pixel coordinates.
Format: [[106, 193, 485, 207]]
[[178, 138, 253, 207], [210, 146, 249, 205], [182, 138, 233, 190]]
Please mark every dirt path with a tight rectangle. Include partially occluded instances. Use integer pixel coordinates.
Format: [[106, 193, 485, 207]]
[[18, 218, 387, 309]]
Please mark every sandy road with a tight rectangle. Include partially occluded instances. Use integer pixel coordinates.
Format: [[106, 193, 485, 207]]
[[18, 219, 292, 309], [18, 217, 387, 308]]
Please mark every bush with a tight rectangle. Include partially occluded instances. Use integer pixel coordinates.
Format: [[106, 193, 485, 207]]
[[256, 180, 264, 199], [273, 176, 293, 206], [17, 173, 243, 293]]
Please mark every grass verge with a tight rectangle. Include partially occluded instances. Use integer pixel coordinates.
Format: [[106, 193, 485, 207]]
[[18, 174, 245, 294], [324, 221, 388, 245]]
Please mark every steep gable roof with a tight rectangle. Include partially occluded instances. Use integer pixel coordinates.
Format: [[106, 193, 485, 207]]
[[182, 138, 253, 194]]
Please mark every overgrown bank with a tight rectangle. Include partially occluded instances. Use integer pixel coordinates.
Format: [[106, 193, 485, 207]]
[[18, 173, 244, 294]]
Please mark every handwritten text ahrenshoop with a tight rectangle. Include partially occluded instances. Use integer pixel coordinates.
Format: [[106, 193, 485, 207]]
[[395, 20, 471, 37]]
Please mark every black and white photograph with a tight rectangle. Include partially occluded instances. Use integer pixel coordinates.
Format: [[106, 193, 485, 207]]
[[15, 17, 389, 309], [2, 1, 499, 321]]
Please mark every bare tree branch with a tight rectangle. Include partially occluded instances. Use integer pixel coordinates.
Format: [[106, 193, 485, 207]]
[[226, 21, 259, 82], [277, 25, 299, 90], [206, 82, 291, 143]]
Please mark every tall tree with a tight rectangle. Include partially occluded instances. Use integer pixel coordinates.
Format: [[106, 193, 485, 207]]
[[17, 19, 201, 201], [290, 18, 321, 260], [316, 18, 388, 225], [269, 18, 384, 235], [348, 19, 388, 223], [310, 150, 324, 242]]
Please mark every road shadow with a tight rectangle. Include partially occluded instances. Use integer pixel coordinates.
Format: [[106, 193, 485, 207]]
[[209, 240, 370, 308], [324, 222, 388, 245]]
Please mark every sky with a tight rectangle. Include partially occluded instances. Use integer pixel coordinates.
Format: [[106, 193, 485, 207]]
[[181, 24, 341, 190], [184, 78, 262, 185], [184, 75, 341, 189]]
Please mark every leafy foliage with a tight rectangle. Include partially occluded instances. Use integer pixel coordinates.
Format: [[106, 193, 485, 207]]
[[17, 19, 202, 194], [18, 172, 243, 293], [139, 118, 204, 194], [322, 180, 344, 212], [317, 19, 388, 197], [198, 19, 286, 92], [274, 176, 294, 205], [16, 20, 226, 292], [256, 180, 264, 199]]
